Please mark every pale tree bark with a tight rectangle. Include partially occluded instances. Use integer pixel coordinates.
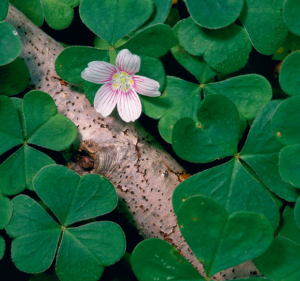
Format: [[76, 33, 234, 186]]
[[6, 5, 262, 280]]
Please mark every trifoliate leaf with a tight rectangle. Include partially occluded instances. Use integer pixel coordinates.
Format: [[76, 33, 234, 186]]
[[279, 51, 300, 96], [55, 46, 110, 84], [179, 17, 252, 73], [184, 0, 244, 29], [171, 20, 217, 84], [172, 158, 280, 230], [284, 0, 300, 37], [117, 24, 174, 58], [255, 237, 300, 281], [239, 0, 289, 55], [0, 58, 30, 96], [240, 101, 300, 201], [10, 0, 78, 30], [0, 0, 8, 21], [172, 95, 240, 163], [0, 92, 77, 195], [0, 22, 22, 66], [79, 0, 153, 45], [177, 196, 273, 277], [6, 165, 125, 281], [131, 238, 203, 281], [279, 205, 300, 245]]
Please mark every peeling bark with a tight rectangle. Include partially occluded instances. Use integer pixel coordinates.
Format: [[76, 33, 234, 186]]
[[6, 5, 262, 280]]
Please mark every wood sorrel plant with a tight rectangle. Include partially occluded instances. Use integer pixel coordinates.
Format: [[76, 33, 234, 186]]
[[2, 0, 300, 280]]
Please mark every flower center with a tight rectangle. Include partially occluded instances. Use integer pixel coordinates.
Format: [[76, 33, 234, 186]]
[[112, 72, 134, 93]]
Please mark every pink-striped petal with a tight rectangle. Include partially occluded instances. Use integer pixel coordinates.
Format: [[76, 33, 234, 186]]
[[117, 88, 142, 122], [116, 49, 141, 75], [132, 75, 161, 97], [82, 61, 118, 84], [94, 83, 119, 117]]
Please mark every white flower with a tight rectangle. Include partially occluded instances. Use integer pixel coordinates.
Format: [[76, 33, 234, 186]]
[[81, 49, 161, 122]]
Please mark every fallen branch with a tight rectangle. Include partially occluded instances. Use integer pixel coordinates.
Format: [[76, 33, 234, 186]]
[[6, 5, 262, 280]]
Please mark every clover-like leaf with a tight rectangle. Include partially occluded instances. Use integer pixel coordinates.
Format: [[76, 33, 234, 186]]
[[239, 0, 289, 55], [132, 238, 203, 281], [179, 17, 252, 73], [0, 58, 30, 96], [254, 237, 300, 281], [80, 0, 153, 46], [171, 20, 217, 84], [172, 95, 240, 163], [116, 24, 174, 58], [279, 205, 300, 245], [10, 0, 79, 30], [283, 0, 300, 37], [0, 22, 22, 66], [0, 0, 8, 21], [240, 100, 300, 201], [177, 196, 273, 277], [0, 92, 77, 195], [184, 0, 244, 29], [279, 51, 300, 97], [6, 165, 125, 281]]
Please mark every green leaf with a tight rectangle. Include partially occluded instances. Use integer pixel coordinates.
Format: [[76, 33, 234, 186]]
[[177, 196, 273, 277], [184, 0, 244, 29], [279, 144, 300, 188], [117, 24, 174, 58], [139, 0, 172, 30], [279, 205, 300, 245], [141, 76, 201, 142], [279, 51, 300, 96], [79, 0, 153, 45], [294, 198, 300, 229], [94, 36, 129, 50], [0, 193, 12, 229], [0, 96, 23, 156], [179, 18, 252, 73], [284, 0, 300, 37], [172, 158, 280, 230], [56, 222, 126, 281], [0, 0, 8, 21], [239, 0, 289, 55], [171, 20, 217, 84], [254, 237, 300, 281], [6, 165, 125, 280], [0, 146, 55, 195], [131, 238, 203, 281], [203, 74, 272, 120], [0, 236, 5, 260], [272, 96, 300, 146], [42, 0, 74, 30], [6, 195, 61, 273], [55, 46, 110, 84], [33, 165, 117, 226], [0, 58, 30, 96], [10, 0, 76, 30], [240, 101, 300, 201], [23, 91, 77, 150], [172, 95, 240, 163], [0, 22, 22, 66]]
